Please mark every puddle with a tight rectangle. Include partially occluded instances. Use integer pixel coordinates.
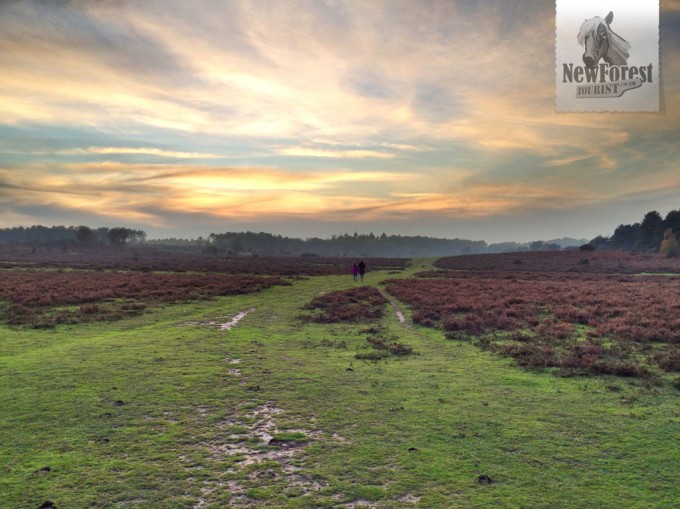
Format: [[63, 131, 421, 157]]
[[377, 289, 410, 328], [196, 403, 333, 505], [219, 308, 254, 332], [178, 308, 255, 333]]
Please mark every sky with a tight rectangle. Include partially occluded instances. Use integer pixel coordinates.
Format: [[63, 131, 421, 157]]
[[1, 0, 679, 243]]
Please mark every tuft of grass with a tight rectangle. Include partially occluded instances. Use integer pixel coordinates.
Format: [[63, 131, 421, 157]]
[[270, 431, 307, 442], [354, 350, 390, 361]]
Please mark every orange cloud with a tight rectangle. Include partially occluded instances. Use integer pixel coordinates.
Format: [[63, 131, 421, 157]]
[[277, 147, 395, 159], [58, 147, 225, 159]]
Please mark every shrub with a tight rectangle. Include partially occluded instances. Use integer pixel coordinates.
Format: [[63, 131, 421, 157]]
[[591, 360, 648, 378], [388, 342, 414, 356], [654, 347, 680, 372], [497, 343, 557, 368], [660, 228, 679, 258], [302, 286, 387, 323], [365, 334, 414, 357], [355, 350, 390, 361], [559, 343, 604, 369], [367, 336, 388, 349]]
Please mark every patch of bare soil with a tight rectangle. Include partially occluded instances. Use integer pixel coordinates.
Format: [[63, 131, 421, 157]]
[[195, 403, 333, 507], [178, 308, 255, 333], [219, 309, 255, 331], [399, 494, 422, 504]]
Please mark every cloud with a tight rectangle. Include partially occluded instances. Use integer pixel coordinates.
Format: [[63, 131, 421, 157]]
[[1, 0, 675, 148], [0, 161, 418, 226], [0, 0, 542, 140], [277, 147, 395, 159], [58, 147, 225, 159], [0, 0, 678, 240], [0, 0, 191, 80]]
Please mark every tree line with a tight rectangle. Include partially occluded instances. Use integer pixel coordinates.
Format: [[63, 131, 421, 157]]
[[205, 231, 488, 257], [589, 208, 679, 256], [0, 226, 598, 257], [2, 210, 678, 257], [0, 225, 146, 246], [1, 226, 489, 256]]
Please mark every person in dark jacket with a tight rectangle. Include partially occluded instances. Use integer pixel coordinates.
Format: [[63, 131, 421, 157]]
[[357, 259, 366, 281]]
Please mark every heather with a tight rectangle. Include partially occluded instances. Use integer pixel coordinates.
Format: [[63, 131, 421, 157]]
[[0, 245, 407, 276], [300, 286, 388, 323], [386, 253, 680, 381], [434, 249, 680, 273], [0, 269, 287, 327]]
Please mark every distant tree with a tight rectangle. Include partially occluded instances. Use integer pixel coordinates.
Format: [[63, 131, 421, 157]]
[[610, 223, 641, 250], [639, 211, 664, 251], [660, 228, 678, 258], [107, 228, 128, 245], [231, 237, 246, 254], [129, 229, 147, 243], [106, 227, 145, 245], [76, 225, 95, 245], [94, 227, 110, 244], [664, 209, 680, 237], [589, 235, 610, 250]]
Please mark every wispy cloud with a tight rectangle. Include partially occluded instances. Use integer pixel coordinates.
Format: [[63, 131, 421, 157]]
[[277, 147, 395, 159], [58, 147, 225, 159]]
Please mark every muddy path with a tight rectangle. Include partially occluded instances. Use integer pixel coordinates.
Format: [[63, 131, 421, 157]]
[[184, 276, 423, 507], [378, 288, 410, 328], [178, 308, 255, 333]]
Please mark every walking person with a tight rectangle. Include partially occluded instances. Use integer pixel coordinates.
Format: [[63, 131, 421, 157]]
[[351, 261, 358, 281], [358, 259, 366, 282]]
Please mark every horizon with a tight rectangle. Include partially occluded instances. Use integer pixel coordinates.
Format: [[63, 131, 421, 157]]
[[0, 221, 594, 246], [1, 1, 679, 243]]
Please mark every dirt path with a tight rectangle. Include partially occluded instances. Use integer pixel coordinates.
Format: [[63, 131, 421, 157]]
[[378, 288, 410, 328]]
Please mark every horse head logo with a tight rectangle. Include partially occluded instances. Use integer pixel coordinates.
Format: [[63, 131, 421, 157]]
[[577, 11, 630, 68]]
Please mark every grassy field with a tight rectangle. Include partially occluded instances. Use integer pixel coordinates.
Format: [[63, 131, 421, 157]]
[[1, 258, 679, 508]]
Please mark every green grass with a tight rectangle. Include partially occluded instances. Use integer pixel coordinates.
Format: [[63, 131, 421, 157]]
[[1, 261, 679, 508]]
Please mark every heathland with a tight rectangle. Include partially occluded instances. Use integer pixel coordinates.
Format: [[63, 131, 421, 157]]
[[1, 248, 679, 508]]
